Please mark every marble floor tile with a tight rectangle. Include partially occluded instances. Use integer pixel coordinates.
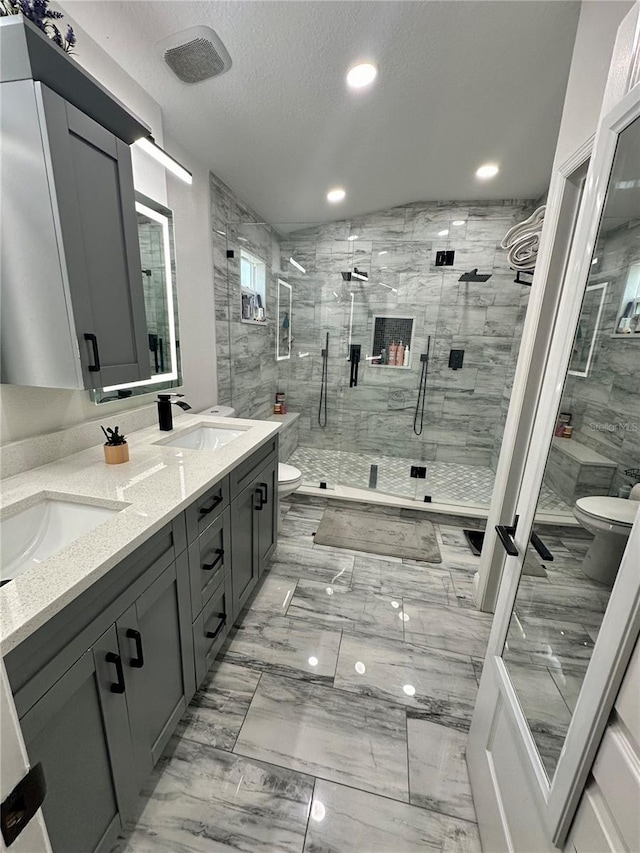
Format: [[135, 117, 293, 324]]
[[513, 575, 608, 629], [245, 574, 298, 615], [351, 555, 457, 605], [549, 666, 588, 713], [450, 573, 479, 609], [220, 615, 341, 684], [277, 516, 319, 542], [470, 657, 484, 687], [504, 613, 595, 669], [334, 632, 478, 730], [304, 779, 481, 853], [112, 738, 314, 853], [287, 578, 405, 639], [403, 598, 492, 658], [176, 661, 260, 752], [407, 717, 477, 823], [504, 661, 573, 740], [234, 674, 409, 801], [271, 541, 355, 579], [268, 559, 353, 587]]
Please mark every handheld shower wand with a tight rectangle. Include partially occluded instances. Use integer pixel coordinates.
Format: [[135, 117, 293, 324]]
[[318, 332, 329, 427], [413, 336, 431, 436]]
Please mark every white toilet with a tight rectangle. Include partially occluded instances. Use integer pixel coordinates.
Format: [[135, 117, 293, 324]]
[[201, 406, 302, 529], [573, 492, 639, 586]]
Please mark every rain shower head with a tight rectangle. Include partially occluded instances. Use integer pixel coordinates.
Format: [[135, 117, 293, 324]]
[[341, 268, 369, 282], [459, 268, 492, 283]]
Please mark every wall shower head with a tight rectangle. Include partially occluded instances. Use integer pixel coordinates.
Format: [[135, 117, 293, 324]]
[[459, 268, 492, 283]]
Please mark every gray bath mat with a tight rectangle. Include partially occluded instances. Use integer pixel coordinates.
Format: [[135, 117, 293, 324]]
[[314, 507, 441, 563]]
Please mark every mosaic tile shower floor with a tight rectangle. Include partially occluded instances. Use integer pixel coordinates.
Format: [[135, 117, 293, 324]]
[[289, 446, 570, 513]]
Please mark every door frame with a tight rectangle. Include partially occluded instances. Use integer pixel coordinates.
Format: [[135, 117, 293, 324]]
[[469, 4, 640, 848]]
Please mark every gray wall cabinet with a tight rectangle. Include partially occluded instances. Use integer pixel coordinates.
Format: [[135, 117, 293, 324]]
[[8, 438, 280, 850], [0, 79, 150, 390]]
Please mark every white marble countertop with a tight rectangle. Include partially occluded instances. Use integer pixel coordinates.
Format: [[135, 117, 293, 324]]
[[0, 414, 281, 654]]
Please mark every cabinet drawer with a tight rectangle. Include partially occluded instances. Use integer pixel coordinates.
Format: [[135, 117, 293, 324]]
[[230, 439, 278, 499], [193, 572, 233, 687], [186, 476, 229, 542], [188, 507, 231, 616]]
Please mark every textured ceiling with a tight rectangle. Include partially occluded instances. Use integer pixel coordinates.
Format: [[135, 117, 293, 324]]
[[61, 0, 580, 225]]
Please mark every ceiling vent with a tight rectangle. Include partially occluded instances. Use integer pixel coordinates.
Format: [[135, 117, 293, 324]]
[[158, 26, 232, 84]]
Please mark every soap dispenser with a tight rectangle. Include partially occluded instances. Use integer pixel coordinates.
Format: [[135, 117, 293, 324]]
[[157, 393, 192, 431]]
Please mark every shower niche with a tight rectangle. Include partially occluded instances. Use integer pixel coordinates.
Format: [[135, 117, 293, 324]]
[[370, 315, 414, 368]]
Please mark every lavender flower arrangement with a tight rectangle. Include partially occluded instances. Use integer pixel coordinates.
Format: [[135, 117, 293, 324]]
[[1, 0, 77, 53]]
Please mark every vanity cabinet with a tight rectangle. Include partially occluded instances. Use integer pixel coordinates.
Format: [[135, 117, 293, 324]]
[[19, 625, 137, 853], [230, 451, 278, 617], [0, 24, 151, 391]]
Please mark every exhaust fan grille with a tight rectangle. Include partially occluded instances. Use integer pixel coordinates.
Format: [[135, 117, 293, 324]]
[[159, 26, 232, 84]]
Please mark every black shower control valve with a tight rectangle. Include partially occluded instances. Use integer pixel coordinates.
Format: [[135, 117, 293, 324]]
[[449, 349, 464, 370], [319, 481, 327, 489], [410, 466, 427, 479], [435, 250, 455, 266], [226, 249, 234, 258], [420, 353, 429, 362], [423, 495, 432, 503]]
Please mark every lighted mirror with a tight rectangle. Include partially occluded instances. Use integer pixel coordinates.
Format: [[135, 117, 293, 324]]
[[277, 279, 292, 361], [93, 193, 181, 404], [568, 282, 607, 377]]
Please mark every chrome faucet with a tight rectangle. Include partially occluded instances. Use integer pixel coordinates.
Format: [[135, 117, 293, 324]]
[[157, 393, 191, 431]]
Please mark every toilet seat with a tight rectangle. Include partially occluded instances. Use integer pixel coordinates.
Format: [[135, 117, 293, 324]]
[[575, 496, 638, 527], [278, 463, 302, 485]]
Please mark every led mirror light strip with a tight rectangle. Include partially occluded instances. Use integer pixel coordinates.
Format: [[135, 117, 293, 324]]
[[134, 136, 193, 185]]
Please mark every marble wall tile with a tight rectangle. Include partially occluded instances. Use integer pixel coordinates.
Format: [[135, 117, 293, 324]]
[[113, 737, 314, 853], [407, 717, 477, 823], [304, 779, 481, 853], [234, 674, 409, 801]]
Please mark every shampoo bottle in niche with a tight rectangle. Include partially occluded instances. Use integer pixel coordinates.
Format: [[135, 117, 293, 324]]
[[389, 342, 398, 366], [403, 344, 410, 367], [396, 341, 405, 366]]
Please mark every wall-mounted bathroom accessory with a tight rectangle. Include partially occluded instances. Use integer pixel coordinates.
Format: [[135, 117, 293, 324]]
[[458, 268, 492, 283], [341, 268, 369, 282], [349, 344, 362, 387], [435, 250, 455, 266], [413, 337, 431, 436], [156, 393, 192, 431], [449, 349, 464, 370], [501, 205, 546, 282], [318, 332, 329, 427], [410, 466, 427, 479], [569, 282, 607, 376], [276, 279, 292, 361], [102, 425, 129, 464]]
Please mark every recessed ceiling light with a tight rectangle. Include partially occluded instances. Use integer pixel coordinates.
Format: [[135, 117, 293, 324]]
[[438, 229, 449, 237], [346, 62, 378, 89], [452, 220, 466, 226], [476, 163, 499, 180], [347, 235, 358, 241], [327, 187, 346, 203]]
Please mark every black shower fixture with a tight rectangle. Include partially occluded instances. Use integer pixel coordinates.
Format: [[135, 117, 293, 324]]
[[341, 267, 369, 282], [458, 268, 492, 283]]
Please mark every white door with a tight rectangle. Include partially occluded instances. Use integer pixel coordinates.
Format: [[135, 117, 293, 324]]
[[467, 5, 640, 850], [1, 662, 51, 853]]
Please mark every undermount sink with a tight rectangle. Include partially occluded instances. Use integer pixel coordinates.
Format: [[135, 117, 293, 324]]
[[158, 424, 245, 452], [0, 497, 121, 584]]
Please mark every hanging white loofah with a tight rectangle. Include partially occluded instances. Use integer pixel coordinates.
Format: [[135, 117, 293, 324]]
[[501, 205, 546, 271]]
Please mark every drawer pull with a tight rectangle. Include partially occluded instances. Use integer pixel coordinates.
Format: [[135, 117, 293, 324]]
[[254, 488, 264, 511], [202, 548, 224, 572], [259, 483, 268, 504], [199, 495, 223, 516], [205, 613, 227, 641], [105, 652, 126, 693], [126, 628, 145, 668]]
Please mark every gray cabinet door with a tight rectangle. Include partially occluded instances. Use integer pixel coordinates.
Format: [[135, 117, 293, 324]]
[[256, 457, 278, 575], [38, 83, 150, 389], [117, 555, 194, 792], [230, 481, 261, 619], [20, 625, 137, 853]]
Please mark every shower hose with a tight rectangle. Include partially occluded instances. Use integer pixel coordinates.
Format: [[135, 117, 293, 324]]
[[318, 332, 329, 428], [413, 335, 431, 436]]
